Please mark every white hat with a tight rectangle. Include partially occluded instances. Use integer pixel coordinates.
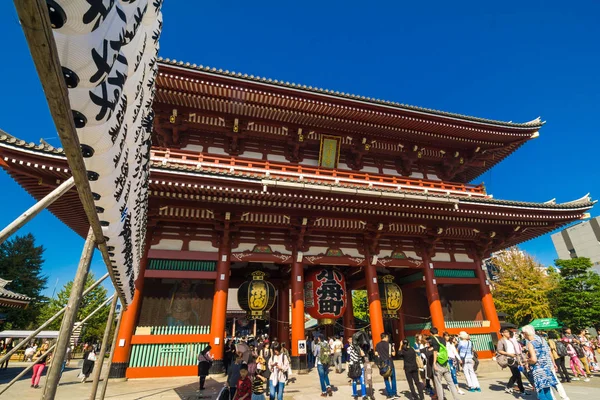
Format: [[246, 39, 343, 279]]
[[459, 331, 469, 340]]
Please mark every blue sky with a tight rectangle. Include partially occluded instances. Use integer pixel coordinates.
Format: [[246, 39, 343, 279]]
[[0, 1, 598, 296]]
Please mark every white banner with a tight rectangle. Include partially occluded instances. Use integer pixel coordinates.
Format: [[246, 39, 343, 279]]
[[49, 0, 163, 304]]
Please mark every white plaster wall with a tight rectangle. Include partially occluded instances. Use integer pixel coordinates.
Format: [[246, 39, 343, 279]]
[[240, 151, 263, 159], [182, 144, 203, 152], [304, 246, 329, 256], [382, 168, 397, 175], [454, 253, 474, 262], [362, 165, 379, 173], [432, 252, 451, 262], [151, 239, 183, 251], [403, 251, 421, 260], [189, 240, 217, 252], [206, 147, 227, 155], [339, 247, 362, 258], [410, 172, 424, 179], [266, 154, 288, 162]]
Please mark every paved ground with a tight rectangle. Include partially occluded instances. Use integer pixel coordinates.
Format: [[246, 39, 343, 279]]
[[0, 361, 599, 399]]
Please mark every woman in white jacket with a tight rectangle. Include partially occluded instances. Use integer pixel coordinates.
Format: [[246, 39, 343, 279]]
[[267, 344, 289, 400]]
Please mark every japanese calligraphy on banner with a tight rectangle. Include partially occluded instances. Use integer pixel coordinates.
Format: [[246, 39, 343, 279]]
[[48, 0, 163, 305], [378, 275, 402, 319], [304, 268, 347, 325]]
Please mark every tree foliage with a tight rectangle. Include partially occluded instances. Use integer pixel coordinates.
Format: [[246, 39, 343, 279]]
[[352, 290, 368, 321], [0, 234, 48, 329], [491, 248, 556, 327], [551, 257, 600, 331], [37, 271, 109, 343]]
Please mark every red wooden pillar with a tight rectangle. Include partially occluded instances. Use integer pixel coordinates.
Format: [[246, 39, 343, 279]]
[[278, 283, 290, 350], [110, 235, 151, 379], [422, 251, 445, 332], [474, 253, 501, 337], [208, 235, 232, 372], [391, 318, 401, 351], [364, 261, 385, 347], [343, 289, 356, 341], [290, 259, 307, 372]]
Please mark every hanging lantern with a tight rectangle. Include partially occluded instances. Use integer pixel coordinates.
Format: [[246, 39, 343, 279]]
[[304, 268, 347, 325], [237, 271, 276, 320], [379, 275, 403, 319]]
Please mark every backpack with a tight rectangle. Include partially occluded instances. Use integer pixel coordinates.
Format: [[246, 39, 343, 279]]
[[433, 336, 449, 365], [319, 343, 331, 366], [555, 340, 568, 358], [572, 343, 585, 358]]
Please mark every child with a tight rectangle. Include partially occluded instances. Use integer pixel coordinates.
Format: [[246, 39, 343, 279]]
[[233, 363, 252, 400], [252, 357, 269, 400], [566, 342, 589, 381]]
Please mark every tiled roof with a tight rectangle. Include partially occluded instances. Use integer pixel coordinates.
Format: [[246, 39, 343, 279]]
[[0, 278, 32, 303], [1, 132, 593, 212], [158, 57, 545, 129]]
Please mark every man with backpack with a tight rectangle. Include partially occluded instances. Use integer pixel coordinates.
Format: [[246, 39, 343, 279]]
[[314, 336, 333, 397], [430, 327, 460, 400], [548, 332, 571, 383], [375, 332, 397, 399]]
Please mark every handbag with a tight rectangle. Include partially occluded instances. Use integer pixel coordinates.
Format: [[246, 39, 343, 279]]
[[348, 362, 362, 379], [416, 353, 424, 369], [87, 352, 97, 361]]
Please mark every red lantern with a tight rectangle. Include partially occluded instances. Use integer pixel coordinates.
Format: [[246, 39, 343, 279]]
[[304, 268, 347, 325]]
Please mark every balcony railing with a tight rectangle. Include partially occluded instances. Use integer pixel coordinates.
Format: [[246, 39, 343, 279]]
[[444, 320, 490, 329], [135, 325, 211, 335], [150, 149, 488, 198]]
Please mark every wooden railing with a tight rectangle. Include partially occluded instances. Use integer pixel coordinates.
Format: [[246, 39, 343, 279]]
[[135, 325, 211, 335], [150, 149, 488, 198], [444, 320, 490, 329]]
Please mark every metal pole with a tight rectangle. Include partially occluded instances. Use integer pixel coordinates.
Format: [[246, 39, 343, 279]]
[[0, 177, 74, 244], [98, 308, 123, 400], [43, 228, 95, 400], [88, 296, 118, 400], [0, 272, 109, 365], [0, 295, 113, 396]]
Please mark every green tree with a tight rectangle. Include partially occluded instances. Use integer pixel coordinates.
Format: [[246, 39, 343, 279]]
[[37, 271, 109, 342], [0, 234, 48, 329], [352, 290, 368, 321], [491, 248, 556, 327], [552, 257, 600, 331]]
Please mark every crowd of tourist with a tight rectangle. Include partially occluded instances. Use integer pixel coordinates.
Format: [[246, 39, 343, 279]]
[[200, 325, 600, 400]]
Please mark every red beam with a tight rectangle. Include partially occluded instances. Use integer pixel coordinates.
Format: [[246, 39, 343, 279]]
[[435, 278, 479, 285], [126, 365, 197, 379]]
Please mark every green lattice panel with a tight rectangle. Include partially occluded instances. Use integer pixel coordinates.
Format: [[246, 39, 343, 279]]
[[444, 321, 486, 328], [147, 259, 216, 271], [149, 325, 210, 335], [469, 334, 495, 352], [434, 269, 476, 278], [130, 342, 209, 368]]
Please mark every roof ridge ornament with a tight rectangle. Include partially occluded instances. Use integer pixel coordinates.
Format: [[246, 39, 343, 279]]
[[562, 193, 592, 205]]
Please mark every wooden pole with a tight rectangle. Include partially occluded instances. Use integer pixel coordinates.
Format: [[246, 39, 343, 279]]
[[0, 177, 74, 244], [13, 0, 125, 306], [98, 310, 124, 400], [88, 296, 119, 400], [0, 272, 109, 366], [42, 228, 95, 400], [0, 344, 56, 396], [0, 295, 113, 396]]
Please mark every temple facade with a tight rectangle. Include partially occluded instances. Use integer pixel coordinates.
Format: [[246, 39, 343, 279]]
[[0, 58, 594, 379]]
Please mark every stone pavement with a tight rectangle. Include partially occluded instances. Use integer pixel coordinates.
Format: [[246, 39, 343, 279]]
[[0, 361, 599, 400]]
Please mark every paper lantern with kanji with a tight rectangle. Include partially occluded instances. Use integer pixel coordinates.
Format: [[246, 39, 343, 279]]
[[304, 268, 347, 325], [237, 271, 276, 320], [379, 275, 403, 319]]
